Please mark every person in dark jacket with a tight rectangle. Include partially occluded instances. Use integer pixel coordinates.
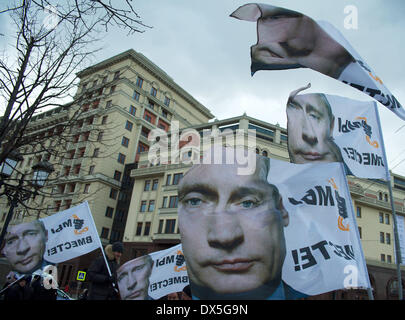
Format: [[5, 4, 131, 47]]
[[3, 276, 33, 301], [87, 242, 123, 300]]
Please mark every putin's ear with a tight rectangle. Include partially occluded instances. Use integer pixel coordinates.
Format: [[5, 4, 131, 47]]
[[278, 196, 289, 227]]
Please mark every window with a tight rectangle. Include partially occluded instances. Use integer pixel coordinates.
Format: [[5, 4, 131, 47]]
[[113, 170, 122, 181], [380, 232, 385, 244], [358, 227, 362, 239], [55, 201, 62, 212], [381, 254, 386, 262], [378, 192, 383, 201], [136, 223, 143, 236], [78, 147, 86, 158], [125, 120, 133, 131], [172, 173, 183, 185], [82, 131, 90, 141], [109, 188, 118, 200], [165, 219, 176, 234], [144, 222, 151, 236], [158, 220, 164, 234], [68, 183, 76, 193], [169, 196, 178, 208], [140, 200, 147, 212], [133, 90, 140, 101], [105, 206, 114, 218], [387, 255, 392, 263], [84, 183, 90, 194], [144, 114, 152, 123], [166, 174, 172, 185], [64, 166, 71, 176], [161, 109, 168, 119], [118, 153, 126, 164], [101, 227, 109, 239], [93, 148, 99, 158], [356, 206, 362, 218], [88, 165, 95, 175], [386, 233, 391, 245], [58, 184, 66, 194], [144, 180, 151, 191], [102, 76, 108, 83], [150, 87, 157, 97], [379, 212, 384, 224], [68, 150, 75, 159], [162, 196, 167, 208], [110, 85, 116, 93], [152, 179, 158, 190], [102, 116, 108, 124], [97, 132, 103, 142], [129, 105, 136, 115], [106, 100, 112, 108], [148, 200, 155, 212], [86, 116, 94, 125], [122, 136, 129, 147], [136, 76, 143, 88], [164, 96, 170, 107], [113, 71, 120, 80], [262, 150, 268, 157], [385, 214, 390, 225]]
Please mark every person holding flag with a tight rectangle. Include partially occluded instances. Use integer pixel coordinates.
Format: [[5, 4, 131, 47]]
[[87, 242, 123, 300]]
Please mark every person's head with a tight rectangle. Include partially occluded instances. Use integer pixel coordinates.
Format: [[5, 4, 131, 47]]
[[287, 89, 343, 164], [167, 292, 180, 300], [1, 220, 48, 274], [117, 254, 153, 300], [111, 242, 123, 260], [178, 147, 289, 298]]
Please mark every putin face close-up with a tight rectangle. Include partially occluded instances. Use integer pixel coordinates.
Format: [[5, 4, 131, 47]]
[[1, 220, 48, 274], [117, 255, 153, 300], [178, 151, 289, 298], [287, 93, 342, 164]]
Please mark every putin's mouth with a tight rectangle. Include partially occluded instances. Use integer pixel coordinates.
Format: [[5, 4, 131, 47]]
[[211, 259, 255, 273], [19, 256, 34, 266], [297, 151, 326, 161]]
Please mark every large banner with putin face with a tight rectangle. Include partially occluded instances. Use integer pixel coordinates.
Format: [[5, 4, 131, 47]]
[[230, 3, 405, 121], [116, 244, 189, 300], [286, 90, 387, 180], [176, 147, 370, 300]]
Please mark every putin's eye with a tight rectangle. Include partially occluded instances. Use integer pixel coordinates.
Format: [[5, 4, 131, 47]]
[[185, 198, 202, 206], [240, 200, 256, 209]]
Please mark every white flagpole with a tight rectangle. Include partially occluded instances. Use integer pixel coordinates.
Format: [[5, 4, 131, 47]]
[[374, 102, 403, 300], [84, 201, 112, 278], [339, 162, 374, 300]]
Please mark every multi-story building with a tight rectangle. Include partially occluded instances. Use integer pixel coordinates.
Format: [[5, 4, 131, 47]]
[[121, 114, 405, 300], [0, 49, 214, 287]]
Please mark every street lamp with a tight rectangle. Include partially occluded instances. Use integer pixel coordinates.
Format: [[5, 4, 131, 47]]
[[0, 150, 24, 179], [0, 157, 54, 247], [32, 161, 55, 188]]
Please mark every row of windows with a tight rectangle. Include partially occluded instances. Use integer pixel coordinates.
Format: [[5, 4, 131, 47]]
[[139, 195, 179, 212], [135, 76, 171, 107], [356, 207, 390, 225]]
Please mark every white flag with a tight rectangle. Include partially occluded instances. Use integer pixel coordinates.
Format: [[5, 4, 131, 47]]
[[41, 202, 100, 264], [268, 159, 370, 296], [327, 95, 386, 179]]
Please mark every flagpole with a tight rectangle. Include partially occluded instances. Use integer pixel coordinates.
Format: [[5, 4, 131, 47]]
[[374, 102, 403, 300], [340, 162, 374, 300], [84, 201, 112, 278]]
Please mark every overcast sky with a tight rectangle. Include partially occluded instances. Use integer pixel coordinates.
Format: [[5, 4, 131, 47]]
[[2, 0, 405, 177]]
